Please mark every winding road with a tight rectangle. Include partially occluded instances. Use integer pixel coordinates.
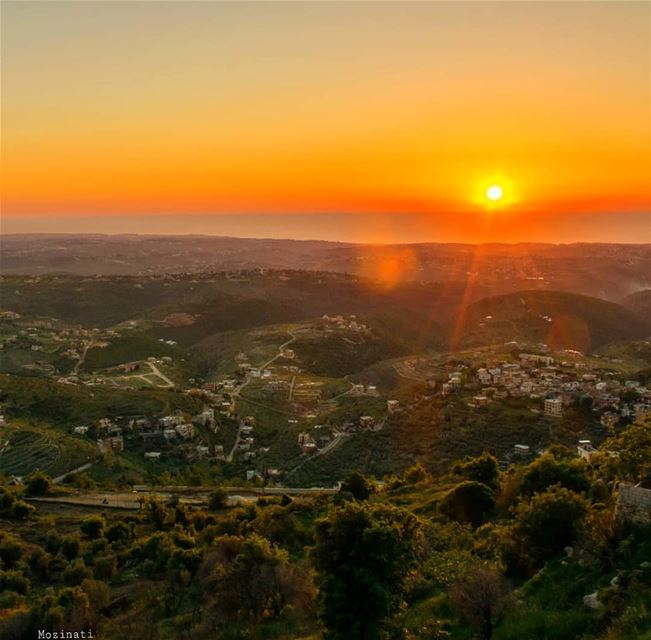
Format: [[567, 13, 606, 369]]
[[226, 330, 298, 461]]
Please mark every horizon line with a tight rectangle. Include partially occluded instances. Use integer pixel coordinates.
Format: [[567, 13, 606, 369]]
[[1, 231, 650, 248]]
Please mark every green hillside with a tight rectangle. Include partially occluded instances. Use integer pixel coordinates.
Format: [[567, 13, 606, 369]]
[[457, 290, 647, 352], [0, 374, 201, 427], [81, 334, 184, 371]]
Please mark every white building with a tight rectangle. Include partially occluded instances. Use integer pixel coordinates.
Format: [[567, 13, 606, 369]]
[[577, 440, 598, 461], [544, 397, 563, 417]]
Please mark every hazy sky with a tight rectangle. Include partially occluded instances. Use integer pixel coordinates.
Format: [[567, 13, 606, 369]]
[[2, 1, 650, 242]]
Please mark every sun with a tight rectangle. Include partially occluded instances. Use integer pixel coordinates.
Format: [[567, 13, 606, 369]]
[[472, 176, 516, 209], [486, 185, 504, 202]]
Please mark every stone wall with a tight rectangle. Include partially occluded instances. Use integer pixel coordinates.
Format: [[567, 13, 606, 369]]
[[616, 483, 651, 525]]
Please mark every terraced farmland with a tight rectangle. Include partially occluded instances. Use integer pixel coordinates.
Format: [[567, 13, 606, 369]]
[[0, 430, 60, 476]]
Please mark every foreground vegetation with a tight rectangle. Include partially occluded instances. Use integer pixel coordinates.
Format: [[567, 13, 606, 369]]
[[0, 419, 649, 640]]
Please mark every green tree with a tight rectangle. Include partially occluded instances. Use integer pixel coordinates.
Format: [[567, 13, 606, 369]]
[[340, 471, 374, 501], [144, 497, 169, 530], [519, 453, 589, 497], [511, 486, 588, 568], [440, 481, 496, 528], [452, 452, 501, 490], [202, 534, 313, 625], [598, 418, 651, 482], [208, 488, 228, 511], [312, 502, 423, 640]]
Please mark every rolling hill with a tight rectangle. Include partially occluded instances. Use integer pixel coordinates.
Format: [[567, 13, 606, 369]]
[[620, 289, 651, 329], [455, 290, 648, 352], [3, 235, 649, 301]]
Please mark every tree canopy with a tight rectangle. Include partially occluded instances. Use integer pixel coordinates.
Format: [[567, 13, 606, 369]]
[[312, 501, 423, 640]]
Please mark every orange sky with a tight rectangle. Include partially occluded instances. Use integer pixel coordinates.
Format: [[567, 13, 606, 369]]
[[1, 2, 650, 242]]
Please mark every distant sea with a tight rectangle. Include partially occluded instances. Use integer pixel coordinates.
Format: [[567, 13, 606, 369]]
[[2, 211, 649, 244]]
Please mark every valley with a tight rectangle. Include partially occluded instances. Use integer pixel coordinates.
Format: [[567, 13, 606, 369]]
[[1, 269, 649, 490]]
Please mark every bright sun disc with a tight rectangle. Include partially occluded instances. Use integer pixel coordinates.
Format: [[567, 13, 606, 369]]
[[486, 185, 503, 201]]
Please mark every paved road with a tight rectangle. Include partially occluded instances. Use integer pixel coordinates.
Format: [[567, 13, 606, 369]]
[[226, 418, 244, 462], [330, 379, 356, 401], [288, 375, 297, 401], [72, 340, 98, 374], [26, 484, 338, 511], [52, 460, 98, 484]]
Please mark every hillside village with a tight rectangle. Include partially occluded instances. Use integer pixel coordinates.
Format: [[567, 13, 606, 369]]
[[1, 293, 649, 491], [0, 268, 649, 493]]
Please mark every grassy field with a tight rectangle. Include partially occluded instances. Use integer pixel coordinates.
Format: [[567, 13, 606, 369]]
[[81, 333, 184, 371]]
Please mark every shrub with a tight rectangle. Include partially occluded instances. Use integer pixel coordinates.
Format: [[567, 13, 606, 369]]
[[81, 578, 110, 610], [61, 536, 81, 561], [0, 570, 30, 595], [44, 532, 62, 554], [106, 521, 130, 544], [0, 537, 23, 569], [440, 481, 496, 528], [403, 463, 432, 484], [80, 516, 106, 539], [11, 500, 35, 520], [0, 488, 15, 511], [451, 567, 512, 640], [25, 471, 52, 496], [93, 555, 117, 580], [63, 559, 92, 586], [28, 547, 51, 580]]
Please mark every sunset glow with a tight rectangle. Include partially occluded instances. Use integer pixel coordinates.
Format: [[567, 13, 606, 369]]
[[1, 1, 649, 242]]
